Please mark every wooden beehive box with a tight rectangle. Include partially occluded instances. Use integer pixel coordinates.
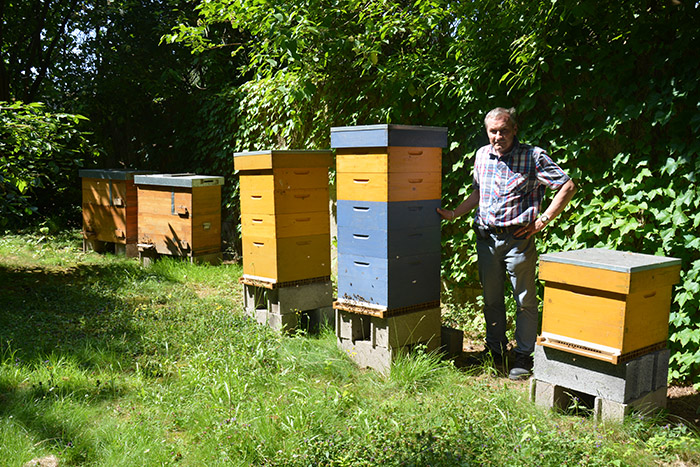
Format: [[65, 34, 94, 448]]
[[538, 248, 681, 364], [134, 173, 224, 262], [234, 150, 332, 283], [79, 169, 154, 256], [331, 124, 447, 312]]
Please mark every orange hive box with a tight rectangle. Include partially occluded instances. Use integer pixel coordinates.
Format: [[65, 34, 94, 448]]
[[79, 169, 154, 256], [134, 173, 224, 263]]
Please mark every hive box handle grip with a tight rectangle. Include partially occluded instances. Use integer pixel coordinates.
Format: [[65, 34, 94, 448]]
[[408, 178, 423, 184], [408, 150, 423, 155]]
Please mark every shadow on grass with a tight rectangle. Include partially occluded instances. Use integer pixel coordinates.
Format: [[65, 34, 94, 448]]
[[0, 260, 178, 457]]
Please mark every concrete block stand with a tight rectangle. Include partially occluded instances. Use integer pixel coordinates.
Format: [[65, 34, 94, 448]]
[[530, 345, 669, 422], [335, 307, 441, 374], [243, 279, 334, 332]]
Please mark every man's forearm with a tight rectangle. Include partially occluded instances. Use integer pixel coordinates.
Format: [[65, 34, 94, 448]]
[[437, 190, 479, 220], [541, 179, 577, 221]]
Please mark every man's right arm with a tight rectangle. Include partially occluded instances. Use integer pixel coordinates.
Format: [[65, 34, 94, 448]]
[[437, 190, 480, 220]]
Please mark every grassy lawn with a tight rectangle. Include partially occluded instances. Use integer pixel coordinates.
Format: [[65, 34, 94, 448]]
[[0, 232, 698, 466]]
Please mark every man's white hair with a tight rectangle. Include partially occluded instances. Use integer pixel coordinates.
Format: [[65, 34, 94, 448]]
[[484, 107, 517, 128]]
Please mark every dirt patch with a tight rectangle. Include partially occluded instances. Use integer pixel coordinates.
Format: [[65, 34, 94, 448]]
[[667, 385, 700, 428]]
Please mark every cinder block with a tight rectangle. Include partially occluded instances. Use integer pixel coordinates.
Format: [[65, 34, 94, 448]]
[[372, 307, 441, 348], [338, 336, 440, 375], [654, 349, 670, 389], [243, 284, 267, 315], [338, 338, 393, 374], [245, 281, 333, 332], [594, 387, 667, 422], [530, 379, 568, 410], [336, 309, 371, 341], [440, 326, 464, 357], [265, 310, 299, 331], [268, 280, 333, 315], [534, 345, 669, 403]]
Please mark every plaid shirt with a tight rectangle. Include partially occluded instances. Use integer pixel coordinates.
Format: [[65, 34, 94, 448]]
[[473, 139, 570, 227]]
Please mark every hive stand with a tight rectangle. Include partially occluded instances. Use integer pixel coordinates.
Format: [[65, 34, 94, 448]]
[[530, 345, 669, 422], [335, 306, 441, 374], [242, 276, 334, 332]]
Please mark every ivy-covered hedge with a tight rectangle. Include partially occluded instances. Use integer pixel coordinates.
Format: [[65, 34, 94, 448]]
[[168, 0, 700, 386]]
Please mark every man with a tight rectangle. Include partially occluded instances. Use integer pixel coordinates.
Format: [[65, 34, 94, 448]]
[[438, 107, 576, 380]]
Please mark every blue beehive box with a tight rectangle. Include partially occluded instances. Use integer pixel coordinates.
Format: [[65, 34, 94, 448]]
[[331, 124, 448, 149], [337, 253, 441, 309], [337, 226, 440, 258], [336, 199, 441, 230]]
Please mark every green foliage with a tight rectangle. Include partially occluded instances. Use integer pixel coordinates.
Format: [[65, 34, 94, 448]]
[[0, 102, 99, 230]]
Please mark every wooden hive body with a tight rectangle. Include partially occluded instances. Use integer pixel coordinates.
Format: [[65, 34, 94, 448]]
[[134, 174, 224, 258], [80, 169, 153, 245], [331, 125, 447, 311], [538, 248, 681, 363], [235, 150, 332, 283]]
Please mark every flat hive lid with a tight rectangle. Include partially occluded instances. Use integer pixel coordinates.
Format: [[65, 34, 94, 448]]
[[330, 124, 448, 149], [134, 173, 225, 187], [234, 149, 332, 171], [79, 169, 155, 180], [540, 248, 681, 273]]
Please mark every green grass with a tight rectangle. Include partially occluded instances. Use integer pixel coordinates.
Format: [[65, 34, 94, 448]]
[[1, 231, 699, 466]]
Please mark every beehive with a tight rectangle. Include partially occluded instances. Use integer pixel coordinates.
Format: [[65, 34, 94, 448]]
[[234, 150, 332, 283], [79, 169, 154, 256], [538, 248, 681, 364], [134, 173, 224, 262], [332, 124, 447, 311]]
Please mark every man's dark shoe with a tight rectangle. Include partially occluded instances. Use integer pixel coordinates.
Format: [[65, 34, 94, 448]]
[[466, 347, 504, 367], [508, 353, 533, 380]]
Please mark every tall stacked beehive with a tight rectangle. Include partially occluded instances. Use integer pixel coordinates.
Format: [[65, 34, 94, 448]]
[[234, 150, 333, 331], [79, 169, 154, 257], [134, 173, 224, 264], [331, 124, 447, 372], [532, 248, 681, 420]]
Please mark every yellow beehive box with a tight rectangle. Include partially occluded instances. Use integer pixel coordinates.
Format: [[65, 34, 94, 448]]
[[235, 150, 332, 283], [538, 248, 681, 364], [134, 174, 224, 262], [335, 171, 441, 202], [335, 147, 442, 173], [241, 234, 331, 282]]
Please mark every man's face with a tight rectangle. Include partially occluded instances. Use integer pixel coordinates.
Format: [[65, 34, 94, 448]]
[[486, 116, 517, 156]]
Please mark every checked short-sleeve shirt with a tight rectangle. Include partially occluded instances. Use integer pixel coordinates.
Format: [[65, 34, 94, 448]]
[[473, 139, 570, 228]]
